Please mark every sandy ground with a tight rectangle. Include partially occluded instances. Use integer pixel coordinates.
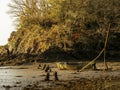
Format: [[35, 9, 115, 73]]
[[0, 62, 120, 90]]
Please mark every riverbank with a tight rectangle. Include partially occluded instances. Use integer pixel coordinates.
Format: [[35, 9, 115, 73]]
[[0, 62, 119, 90]]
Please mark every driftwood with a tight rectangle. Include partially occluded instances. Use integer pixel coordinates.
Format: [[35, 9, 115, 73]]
[[80, 24, 111, 71], [37, 63, 42, 69], [56, 62, 95, 70], [42, 64, 46, 70], [45, 65, 50, 72]]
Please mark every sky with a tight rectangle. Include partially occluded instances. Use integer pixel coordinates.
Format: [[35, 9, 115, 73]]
[[0, 0, 15, 45]]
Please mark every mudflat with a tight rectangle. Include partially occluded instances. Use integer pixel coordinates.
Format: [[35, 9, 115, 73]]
[[0, 62, 120, 90]]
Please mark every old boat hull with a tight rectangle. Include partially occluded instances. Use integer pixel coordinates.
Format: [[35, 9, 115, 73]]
[[56, 62, 94, 70]]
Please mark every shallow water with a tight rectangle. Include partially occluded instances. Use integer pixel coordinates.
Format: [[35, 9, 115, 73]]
[[0, 65, 44, 90]]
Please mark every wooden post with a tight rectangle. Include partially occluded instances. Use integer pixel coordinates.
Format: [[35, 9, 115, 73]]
[[54, 71, 59, 81], [49, 68, 52, 72], [44, 72, 50, 81], [80, 49, 104, 72], [92, 62, 97, 70], [79, 24, 110, 72], [103, 24, 111, 70], [34, 60, 37, 65]]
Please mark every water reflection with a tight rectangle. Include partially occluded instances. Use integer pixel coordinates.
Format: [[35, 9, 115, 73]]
[[0, 66, 42, 90]]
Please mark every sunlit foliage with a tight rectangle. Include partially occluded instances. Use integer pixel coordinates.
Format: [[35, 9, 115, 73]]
[[7, 0, 120, 59]]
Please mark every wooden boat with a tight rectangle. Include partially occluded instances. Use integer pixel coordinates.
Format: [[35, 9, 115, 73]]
[[56, 62, 95, 70]]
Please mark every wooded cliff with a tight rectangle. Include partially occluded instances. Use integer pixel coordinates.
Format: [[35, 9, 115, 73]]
[[0, 0, 120, 63]]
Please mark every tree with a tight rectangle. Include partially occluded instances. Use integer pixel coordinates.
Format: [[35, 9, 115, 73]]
[[8, 0, 120, 59]]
